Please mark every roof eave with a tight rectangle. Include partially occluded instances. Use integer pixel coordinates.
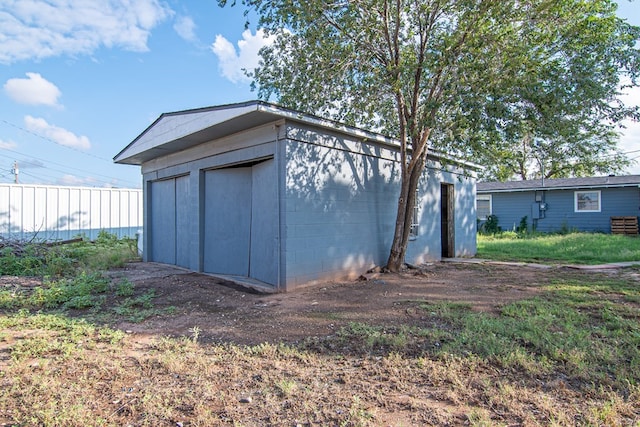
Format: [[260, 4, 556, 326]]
[[114, 100, 480, 170], [477, 183, 640, 193]]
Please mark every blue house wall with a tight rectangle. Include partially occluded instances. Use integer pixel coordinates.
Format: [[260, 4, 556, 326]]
[[487, 186, 640, 233]]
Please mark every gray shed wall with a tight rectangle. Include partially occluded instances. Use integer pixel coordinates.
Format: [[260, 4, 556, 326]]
[[487, 187, 640, 233], [282, 123, 476, 288], [140, 119, 477, 290]]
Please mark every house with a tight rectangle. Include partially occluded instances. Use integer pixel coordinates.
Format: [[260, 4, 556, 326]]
[[114, 101, 478, 291], [477, 175, 640, 234]]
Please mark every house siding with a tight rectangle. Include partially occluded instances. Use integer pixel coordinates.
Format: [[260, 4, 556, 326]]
[[486, 186, 640, 233]]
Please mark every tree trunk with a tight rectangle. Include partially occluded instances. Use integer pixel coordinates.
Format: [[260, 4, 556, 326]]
[[386, 151, 427, 272]]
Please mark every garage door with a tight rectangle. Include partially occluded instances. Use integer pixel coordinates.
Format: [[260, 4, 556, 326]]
[[203, 159, 278, 286], [149, 175, 190, 268]]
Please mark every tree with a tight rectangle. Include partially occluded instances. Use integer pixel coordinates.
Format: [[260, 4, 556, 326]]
[[450, 0, 640, 181], [220, 0, 640, 271]]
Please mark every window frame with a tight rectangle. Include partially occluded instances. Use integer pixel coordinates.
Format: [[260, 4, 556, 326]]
[[574, 190, 601, 213], [476, 194, 492, 220], [409, 190, 420, 240]]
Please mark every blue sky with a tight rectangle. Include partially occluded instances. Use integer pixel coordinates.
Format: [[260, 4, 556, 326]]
[[1, 0, 639, 188]]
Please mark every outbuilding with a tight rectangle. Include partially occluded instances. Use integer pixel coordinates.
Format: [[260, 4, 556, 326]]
[[114, 101, 478, 291], [477, 176, 640, 234]]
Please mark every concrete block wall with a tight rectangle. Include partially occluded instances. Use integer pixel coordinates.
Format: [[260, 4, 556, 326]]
[[282, 124, 477, 288]]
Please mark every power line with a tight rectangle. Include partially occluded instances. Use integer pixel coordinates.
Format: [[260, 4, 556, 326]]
[[0, 117, 141, 187], [0, 118, 113, 162], [0, 145, 140, 188]]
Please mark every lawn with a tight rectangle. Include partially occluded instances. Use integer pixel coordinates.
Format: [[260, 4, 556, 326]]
[[0, 233, 639, 425], [477, 232, 640, 265]]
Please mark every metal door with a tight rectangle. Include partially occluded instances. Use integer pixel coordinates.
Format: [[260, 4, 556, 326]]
[[150, 179, 176, 264], [203, 167, 252, 276], [249, 159, 278, 285]]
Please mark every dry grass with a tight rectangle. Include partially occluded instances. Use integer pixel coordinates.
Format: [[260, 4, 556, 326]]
[[1, 313, 639, 426]]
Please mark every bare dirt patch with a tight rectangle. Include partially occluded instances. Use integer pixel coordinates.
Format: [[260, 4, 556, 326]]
[[106, 261, 552, 345]]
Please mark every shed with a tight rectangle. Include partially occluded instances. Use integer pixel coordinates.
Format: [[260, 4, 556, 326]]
[[477, 176, 640, 234], [114, 101, 478, 291]]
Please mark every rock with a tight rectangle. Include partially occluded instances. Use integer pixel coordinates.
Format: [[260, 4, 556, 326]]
[[239, 396, 252, 403], [367, 265, 383, 273]]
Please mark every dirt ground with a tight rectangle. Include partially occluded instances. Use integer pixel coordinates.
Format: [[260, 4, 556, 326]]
[[3, 261, 640, 426], [106, 261, 562, 345]]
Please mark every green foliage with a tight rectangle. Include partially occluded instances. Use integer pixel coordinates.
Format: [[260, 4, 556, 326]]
[[0, 312, 124, 361], [477, 232, 640, 264], [336, 322, 410, 352], [112, 290, 159, 322], [1, 272, 109, 310], [516, 216, 528, 234], [0, 245, 46, 276], [222, 0, 639, 267], [0, 232, 137, 278], [0, 233, 156, 322], [479, 214, 501, 234], [95, 230, 119, 244], [115, 278, 135, 297]]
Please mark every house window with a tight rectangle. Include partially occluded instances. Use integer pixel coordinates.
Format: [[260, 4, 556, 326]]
[[476, 194, 492, 220], [409, 190, 420, 239], [575, 190, 601, 212]]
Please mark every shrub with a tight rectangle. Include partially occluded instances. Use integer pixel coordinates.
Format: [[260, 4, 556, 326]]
[[516, 216, 528, 234], [480, 215, 501, 234]]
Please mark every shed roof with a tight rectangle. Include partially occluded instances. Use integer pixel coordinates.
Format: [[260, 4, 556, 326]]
[[114, 100, 479, 169], [477, 175, 640, 193]]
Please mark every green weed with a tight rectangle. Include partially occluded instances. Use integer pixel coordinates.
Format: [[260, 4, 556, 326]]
[[0, 232, 137, 278], [112, 290, 159, 322], [115, 278, 135, 296]]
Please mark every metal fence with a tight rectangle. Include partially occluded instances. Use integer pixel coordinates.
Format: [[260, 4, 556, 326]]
[[0, 184, 142, 242]]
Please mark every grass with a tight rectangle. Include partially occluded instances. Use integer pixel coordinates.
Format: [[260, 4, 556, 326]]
[[318, 275, 640, 394], [1, 231, 639, 425], [0, 231, 171, 324], [0, 230, 137, 277], [477, 232, 640, 264]]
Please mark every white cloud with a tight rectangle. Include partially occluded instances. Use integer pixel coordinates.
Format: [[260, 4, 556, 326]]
[[174, 15, 197, 42], [211, 29, 276, 84], [4, 72, 62, 107], [0, 139, 17, 150], [57, 174, 90, 186], [56, 174, 114, 187], [24, 115, 91, 151], [0, 0, 173, 64]]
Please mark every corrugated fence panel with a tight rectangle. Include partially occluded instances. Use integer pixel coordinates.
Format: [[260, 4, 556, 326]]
[[0, 184, 143, 242], [34, 186, 47, 236]]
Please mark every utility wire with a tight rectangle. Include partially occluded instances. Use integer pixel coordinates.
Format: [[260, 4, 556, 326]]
[[0, 118, 112, 162], [0, 117, 141, 187], [0, 144, 139, 187]]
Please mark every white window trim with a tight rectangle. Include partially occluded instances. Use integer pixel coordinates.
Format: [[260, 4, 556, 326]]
[[409, 190, 420, 240], [476, 194, 492, 220], [574, 190, 601, 213]]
